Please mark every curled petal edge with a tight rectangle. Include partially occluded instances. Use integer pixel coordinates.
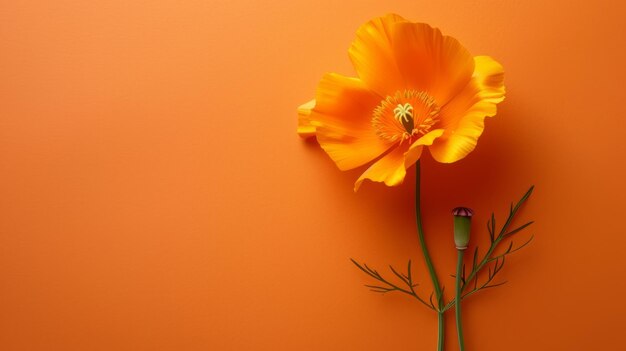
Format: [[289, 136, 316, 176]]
[[354, 129, 445, 191], [297, 99, 317, 139]]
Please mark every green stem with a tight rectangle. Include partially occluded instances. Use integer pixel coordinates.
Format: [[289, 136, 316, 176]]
[[437, 312, 444, 351], [415, 161, 444, 351], [455, 249, 466, 351]]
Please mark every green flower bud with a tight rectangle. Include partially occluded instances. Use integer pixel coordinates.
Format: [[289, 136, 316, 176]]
[[453, 207, 474, 250]]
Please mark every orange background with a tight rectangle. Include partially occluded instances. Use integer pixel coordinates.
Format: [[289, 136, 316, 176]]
[[1, 1, 625, 350]]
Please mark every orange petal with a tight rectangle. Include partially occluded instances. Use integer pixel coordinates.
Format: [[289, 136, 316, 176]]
[[354, 129, 445, 191], [429, 56, 505, 163], [297, 99, 316, 139], [405, 129, 445, 166], [390, 22, 474, 106], [348, 14, 408, 97], [354, 146, 407, 191], [311, 73, 394, 170]]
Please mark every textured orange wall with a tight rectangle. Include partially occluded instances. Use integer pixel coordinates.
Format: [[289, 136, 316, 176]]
[[1, 1, 625, 350]]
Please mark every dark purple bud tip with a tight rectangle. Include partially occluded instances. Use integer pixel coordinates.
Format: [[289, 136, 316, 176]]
[[452, 207, 474, 217]]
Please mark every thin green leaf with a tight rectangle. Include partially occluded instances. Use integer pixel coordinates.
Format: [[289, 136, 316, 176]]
[[484, 281, 508, 289], [503, 221, 535, 237], [389, 265, 410, 286]]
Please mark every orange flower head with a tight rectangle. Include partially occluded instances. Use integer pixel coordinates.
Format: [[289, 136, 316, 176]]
[[298, 14, 505, 191]]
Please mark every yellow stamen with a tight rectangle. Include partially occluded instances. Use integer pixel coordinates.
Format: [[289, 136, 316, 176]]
[[372, 90, 440, 143]]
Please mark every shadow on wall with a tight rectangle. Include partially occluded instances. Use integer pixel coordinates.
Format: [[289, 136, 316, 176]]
[[297, 96, 539, 306], [299, 98, 535, 223]]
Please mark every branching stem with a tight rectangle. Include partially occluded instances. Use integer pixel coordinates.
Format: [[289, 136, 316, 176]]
[[443, 186, 535, 312], [350, 259, 435, 310]]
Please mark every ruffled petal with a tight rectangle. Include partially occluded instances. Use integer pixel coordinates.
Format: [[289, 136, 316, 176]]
[[348, 15, 474, 106], [311, 73, 395, 170], [354, 129, 444, 191], [348, 14, 408, 97], [297, 99, 316, 139], [354, 146, 407, 191], [405, 129, 445, 166], [390, 22, 474, 106], [429, 56, 505, 163]]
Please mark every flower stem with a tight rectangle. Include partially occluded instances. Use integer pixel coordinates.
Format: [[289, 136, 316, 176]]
[[437, 312, 444, 351], [455, 249, 466, 351], [414, 161, 444, 351]]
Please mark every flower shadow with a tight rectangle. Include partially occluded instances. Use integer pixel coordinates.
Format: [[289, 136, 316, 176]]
[[301, 101, 534, 292]]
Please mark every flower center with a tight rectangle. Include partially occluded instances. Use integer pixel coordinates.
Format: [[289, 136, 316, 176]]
[[372, 90, 440, 143]]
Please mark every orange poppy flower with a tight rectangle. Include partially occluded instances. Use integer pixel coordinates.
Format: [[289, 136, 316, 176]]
[[298, 14, 505, 191]]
